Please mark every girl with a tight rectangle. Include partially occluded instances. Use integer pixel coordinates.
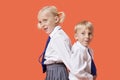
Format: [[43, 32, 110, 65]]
[[38, 6, 71, 80]]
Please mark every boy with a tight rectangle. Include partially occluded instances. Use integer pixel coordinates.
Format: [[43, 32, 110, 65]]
[[69, 20, 97, 80]]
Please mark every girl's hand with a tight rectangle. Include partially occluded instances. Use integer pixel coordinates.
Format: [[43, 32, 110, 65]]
[[93, 76, 97, 80]]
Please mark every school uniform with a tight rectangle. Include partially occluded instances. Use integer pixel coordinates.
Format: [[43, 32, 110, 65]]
[[44, 26, 71, 80], [69, 41, 96, 80]]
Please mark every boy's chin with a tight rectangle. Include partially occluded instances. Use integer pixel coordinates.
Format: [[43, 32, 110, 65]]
[[83, 43, 89, 47]]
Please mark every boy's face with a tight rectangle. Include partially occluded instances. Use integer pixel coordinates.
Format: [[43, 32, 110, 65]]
[[38, 10, 58, 34], [76, 27, 93, 47]]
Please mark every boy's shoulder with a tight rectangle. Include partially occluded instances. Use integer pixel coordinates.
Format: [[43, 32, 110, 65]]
[[72, 42, 78, 49], [88, 47, 94, 54], [72, 41, 89, 52], [72, 42, 82, 51]]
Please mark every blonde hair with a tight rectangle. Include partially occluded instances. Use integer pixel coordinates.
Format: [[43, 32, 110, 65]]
[[74, 20, 94, 33], [38, 6, 65, 23]]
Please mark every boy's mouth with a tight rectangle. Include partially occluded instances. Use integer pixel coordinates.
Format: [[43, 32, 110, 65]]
[[84, 40, 90, 43]]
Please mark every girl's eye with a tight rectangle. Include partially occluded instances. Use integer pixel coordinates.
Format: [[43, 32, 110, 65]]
[[39, 21, 41, 24], [43, 19, 47, 22], [39, 19, 47, 24]]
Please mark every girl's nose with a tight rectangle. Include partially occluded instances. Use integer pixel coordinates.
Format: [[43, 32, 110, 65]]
[[41, 23, 45, 28], [37, 22, 45, 29], [38, 23, 42, 29]]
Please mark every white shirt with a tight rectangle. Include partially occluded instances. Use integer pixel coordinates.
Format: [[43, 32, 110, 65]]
[[44, 26, 72, 70], [69, 41, 93, 80]]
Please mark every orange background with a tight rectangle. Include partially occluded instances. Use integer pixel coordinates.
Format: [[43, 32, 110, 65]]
[[0, 0, 120, 80]]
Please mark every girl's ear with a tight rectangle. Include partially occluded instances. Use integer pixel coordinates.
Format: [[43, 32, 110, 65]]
[[55, 16, 59, 23], [74, 33, 78, 40]]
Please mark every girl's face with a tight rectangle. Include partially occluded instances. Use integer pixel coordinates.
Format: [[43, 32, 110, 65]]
[[75, 27, 93, 47], [38, 10, 58, 34]]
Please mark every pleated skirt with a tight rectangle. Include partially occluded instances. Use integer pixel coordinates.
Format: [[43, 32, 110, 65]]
[[45, 63, 69, 80]]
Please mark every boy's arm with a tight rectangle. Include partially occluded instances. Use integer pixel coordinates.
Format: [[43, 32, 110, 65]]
[[70, 48, 93, 80]]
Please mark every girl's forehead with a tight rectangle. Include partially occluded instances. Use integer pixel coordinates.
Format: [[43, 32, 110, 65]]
[[40, 10, 51, 16], [38, 10, 54, 19]]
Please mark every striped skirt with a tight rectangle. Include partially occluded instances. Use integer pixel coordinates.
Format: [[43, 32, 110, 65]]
[[45, 63, 69, 80]]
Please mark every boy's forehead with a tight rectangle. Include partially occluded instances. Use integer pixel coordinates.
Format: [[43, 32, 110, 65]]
[[77, 27, 92, 32]]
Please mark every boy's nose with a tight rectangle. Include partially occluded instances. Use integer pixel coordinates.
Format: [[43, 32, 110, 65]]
[[85, 34, 88, 37], [85, 34, 89, 38]]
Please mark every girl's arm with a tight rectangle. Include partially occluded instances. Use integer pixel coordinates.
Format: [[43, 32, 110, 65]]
[[52, 36, 71, 70]]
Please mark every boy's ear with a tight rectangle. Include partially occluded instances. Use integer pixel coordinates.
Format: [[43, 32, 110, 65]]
[[74, 34, 78, 40], [55, 16, 59, 23]]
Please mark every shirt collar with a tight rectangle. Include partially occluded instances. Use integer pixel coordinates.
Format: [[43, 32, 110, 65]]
[[49, 26, 61, 38], [76, 41, 88, 50]]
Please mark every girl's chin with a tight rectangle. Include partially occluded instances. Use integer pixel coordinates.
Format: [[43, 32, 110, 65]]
[[45, 30, 53, 34], [46, 31, 51, 34]]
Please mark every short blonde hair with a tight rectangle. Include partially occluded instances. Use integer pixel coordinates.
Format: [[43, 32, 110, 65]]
[[74, 20, 94, 33], [38, 6, 65, 23]]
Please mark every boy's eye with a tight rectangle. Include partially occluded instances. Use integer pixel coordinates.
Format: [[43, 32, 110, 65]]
[[81, 32, 85, 35], [88, 32, 92, 35]]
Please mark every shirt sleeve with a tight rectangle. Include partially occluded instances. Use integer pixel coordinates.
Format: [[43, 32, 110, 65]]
[[89, 48, 94, 59], [70, 47, 93, 80], [51, 36, 71, 70]]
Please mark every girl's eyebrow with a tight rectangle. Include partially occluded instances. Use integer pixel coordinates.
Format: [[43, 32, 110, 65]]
[[38, 21, 41, 23]]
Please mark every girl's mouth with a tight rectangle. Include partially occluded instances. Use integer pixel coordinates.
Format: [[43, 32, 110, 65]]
[[44, 28, 48, 31]]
